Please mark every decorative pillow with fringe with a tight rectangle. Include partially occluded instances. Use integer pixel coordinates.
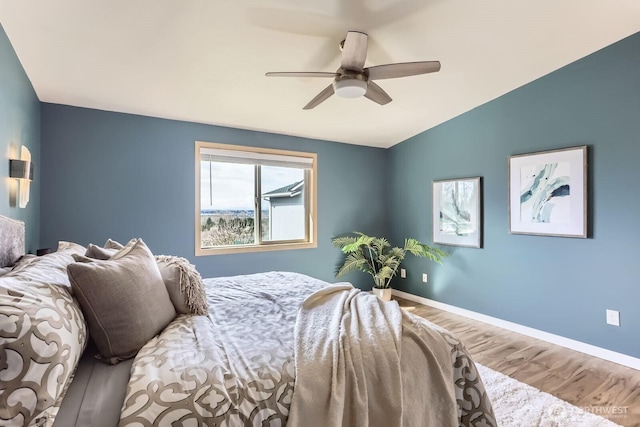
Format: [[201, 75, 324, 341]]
[[155, 255, 208, 316]]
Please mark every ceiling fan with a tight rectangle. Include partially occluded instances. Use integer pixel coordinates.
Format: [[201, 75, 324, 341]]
[[266, 31, 441, 110]]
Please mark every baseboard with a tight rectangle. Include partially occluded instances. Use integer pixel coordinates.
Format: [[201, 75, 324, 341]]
[[393, 289, 640, 371]]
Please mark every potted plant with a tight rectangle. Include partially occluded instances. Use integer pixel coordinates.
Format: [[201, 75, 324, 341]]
[[332, 232, 446, 301]]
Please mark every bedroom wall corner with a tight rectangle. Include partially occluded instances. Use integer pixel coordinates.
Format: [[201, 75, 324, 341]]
[[0, 23, 41, 254]]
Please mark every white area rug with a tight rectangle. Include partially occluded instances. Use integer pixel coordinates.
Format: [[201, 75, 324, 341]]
[[477, 364, 620, 426]]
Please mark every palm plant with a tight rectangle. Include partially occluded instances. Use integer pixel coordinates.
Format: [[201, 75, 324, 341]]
[[332, 232, 446, 289]]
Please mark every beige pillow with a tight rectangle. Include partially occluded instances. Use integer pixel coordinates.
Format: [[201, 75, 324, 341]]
[[109, 238, 138, 260], [82, 238, 125, 261], [57, 240, 86, 253], [67, 239, 176, 364], [155, 255, 208, 315], [85, 244, 118, 260], [104, 238, 124, 250]]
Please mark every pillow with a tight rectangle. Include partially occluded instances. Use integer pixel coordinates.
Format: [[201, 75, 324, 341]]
[[84, 240, 208, 316], [57, 240, 87, 253], [155, 255, 209, 315], [109, 238, 137, 260], [67, 239, 176, 364], [83, 238, 124, 260], [6, 254, 39, 276], [84, 243, 118, 260], [8, 243, 85, 279], [104, 238, 124, 250], [0, 245, 88, 426]]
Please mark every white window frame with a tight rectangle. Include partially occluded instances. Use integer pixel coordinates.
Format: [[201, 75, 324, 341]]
[[195, 141, 317, 256]]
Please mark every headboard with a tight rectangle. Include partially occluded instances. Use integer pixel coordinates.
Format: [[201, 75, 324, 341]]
[[0, 214, 25, 267]]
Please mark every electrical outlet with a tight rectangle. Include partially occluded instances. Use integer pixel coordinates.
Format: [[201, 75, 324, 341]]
[[606, 309, 620, 326], [422, 273, 428, 283], [400, 268, 406, 278]]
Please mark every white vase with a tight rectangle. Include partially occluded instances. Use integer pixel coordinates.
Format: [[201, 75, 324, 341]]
[[372, 287, 392, 302]]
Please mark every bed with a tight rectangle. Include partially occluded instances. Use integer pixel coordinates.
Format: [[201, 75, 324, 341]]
[[0, 215, 496, 426]]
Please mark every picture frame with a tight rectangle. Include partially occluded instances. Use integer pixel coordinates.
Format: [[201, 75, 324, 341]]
[[508, 146, 587, 238], [432, 177, 482, 248]]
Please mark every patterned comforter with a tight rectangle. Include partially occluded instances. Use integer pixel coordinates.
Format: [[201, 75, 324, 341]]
[[119, 272, 495, 426]]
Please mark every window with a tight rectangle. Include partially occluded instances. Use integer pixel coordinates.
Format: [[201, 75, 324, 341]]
[[195, 141, 317, 255]]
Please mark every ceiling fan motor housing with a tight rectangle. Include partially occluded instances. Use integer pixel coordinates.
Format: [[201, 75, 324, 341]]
[[333, 71, 367, 98]]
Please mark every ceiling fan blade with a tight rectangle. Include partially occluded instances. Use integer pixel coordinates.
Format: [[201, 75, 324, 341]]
[[266, 72, 338, 78], [366, 61, 441, 80], [364, 81, 392, 105], [303, 84, 335, 110], [341, 31, 368, 71]]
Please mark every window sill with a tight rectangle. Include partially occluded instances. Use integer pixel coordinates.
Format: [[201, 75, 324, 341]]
[[195, 241, 317, 256]]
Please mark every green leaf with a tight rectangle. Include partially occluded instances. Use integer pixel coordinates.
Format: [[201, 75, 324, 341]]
[[336, 253, 371, 278], [331, 235, 358, 248], [371, 237, 390, 254], [387, 247, 405, 262]]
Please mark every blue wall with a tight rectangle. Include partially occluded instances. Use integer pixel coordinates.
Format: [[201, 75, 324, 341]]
[[40, 104, 388, 284], [389, 32, 640, 357], [0, 24, 40, 253]]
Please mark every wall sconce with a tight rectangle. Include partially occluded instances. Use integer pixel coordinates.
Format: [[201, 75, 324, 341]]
[[9, 146, 33, 208]]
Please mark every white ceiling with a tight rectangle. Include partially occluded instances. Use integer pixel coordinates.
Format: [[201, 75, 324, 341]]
[[1, 1, 639, 148]]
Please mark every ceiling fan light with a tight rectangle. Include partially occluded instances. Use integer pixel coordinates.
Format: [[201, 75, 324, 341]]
[[333, 79, 367, 98]]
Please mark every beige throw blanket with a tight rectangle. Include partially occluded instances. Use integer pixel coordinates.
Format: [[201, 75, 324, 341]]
[[288, 284, 466, 427]]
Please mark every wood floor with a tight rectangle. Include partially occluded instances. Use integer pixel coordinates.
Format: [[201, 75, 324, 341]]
[[394, 297, 640, 426]]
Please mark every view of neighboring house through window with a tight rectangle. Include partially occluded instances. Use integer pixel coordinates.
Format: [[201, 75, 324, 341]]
[[196, 141, 317, 255]]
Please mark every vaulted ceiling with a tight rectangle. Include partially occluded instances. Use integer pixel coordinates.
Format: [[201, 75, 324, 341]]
[[1, 1, 639, 148]]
